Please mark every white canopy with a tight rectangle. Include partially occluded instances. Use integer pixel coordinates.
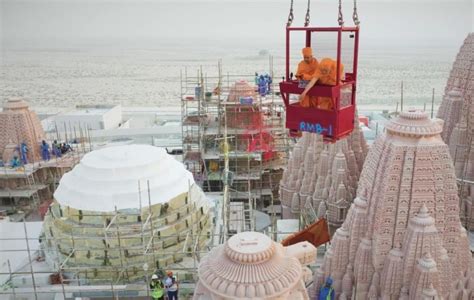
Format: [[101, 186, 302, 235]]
[[54, 144, 195, 212]]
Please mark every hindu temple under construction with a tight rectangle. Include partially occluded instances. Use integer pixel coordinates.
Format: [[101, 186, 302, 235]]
[[180, 62, 290, 235], [279, 127, 368, 232], [41, 145, 212, 283], [311, 111, 473, 299], [437, 33, 474, 231], [0, 31, 473, 300], [0, 98, 81, 221]]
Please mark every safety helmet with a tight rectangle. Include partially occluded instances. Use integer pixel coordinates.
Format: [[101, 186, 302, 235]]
[[326, 277, 333, 285], [151, 274, 158, 280]]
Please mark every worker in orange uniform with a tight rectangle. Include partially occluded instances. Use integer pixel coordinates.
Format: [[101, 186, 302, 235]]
[[298, 52, 344, 110], [295, 47, 319, 107]]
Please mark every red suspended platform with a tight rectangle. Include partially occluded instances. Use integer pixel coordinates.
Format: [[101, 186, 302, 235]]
[[279, 26, 360, 142]]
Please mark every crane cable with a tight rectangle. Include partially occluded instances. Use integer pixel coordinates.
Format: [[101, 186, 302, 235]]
[[304, 0, 311, 27], [287, 0, 294, 27], [352, 0, 360, 26], [338, 0, 344, 26], [287, 0, 359, 27]]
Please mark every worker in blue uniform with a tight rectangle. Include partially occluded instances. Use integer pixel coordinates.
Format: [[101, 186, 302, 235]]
[[10, 156, 21, 168], [52, 140, 61, 158], [20, 142, 28, 165], [41, 140, 50, 161], [318, 277, 335, 300], [258, 75, 268, 96]]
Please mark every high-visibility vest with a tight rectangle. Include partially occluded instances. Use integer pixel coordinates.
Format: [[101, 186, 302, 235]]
[[326, 287, 334, 300], [151, 281, 164, 299], [319, 286, 334, 300]]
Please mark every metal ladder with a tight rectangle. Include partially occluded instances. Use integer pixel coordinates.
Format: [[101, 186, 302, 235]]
[[243, 202, 253, 232], [26, 172, 41, 209]]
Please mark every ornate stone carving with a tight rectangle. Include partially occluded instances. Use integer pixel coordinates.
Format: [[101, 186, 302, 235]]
[[311, 111, 473, 299]]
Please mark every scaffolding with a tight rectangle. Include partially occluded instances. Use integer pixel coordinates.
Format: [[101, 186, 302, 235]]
[[0, 182, 310, 300], [0, 179, 214, 297], [0, 212, 310, 300], [180, 59, 293, 238], [1, 116, 103, 219], [0, 146, 86, 222], [0, 60, 302, 299]]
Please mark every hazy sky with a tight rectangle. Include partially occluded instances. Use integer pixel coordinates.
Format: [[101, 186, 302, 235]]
[[1, 0, 473, 49]]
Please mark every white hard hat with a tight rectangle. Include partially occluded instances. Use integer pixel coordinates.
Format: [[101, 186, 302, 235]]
[[151, 274, 158, 279]]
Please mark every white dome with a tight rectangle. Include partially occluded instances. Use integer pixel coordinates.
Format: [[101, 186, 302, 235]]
[[54, 144, 195, 212]]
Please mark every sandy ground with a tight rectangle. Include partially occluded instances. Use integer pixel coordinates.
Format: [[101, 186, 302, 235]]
[[1, 45, 456, 110]]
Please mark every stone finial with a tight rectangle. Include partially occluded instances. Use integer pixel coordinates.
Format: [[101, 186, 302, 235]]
[[417, 253, 437, 270], [419, 204, 428, 214], [409, 204, 436, 229], [420, 284, 439, 300]]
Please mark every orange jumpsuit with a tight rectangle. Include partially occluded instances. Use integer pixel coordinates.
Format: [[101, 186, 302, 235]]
[[316, 58, 344, 110], [295, 58, 319, 107], [296, 58, 344, 110]]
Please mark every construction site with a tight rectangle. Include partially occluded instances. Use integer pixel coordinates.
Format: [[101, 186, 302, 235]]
[[1, 27, 473, 298], [181, 59, 293, 235], [0, 98, 86, 222], [0, 61, 305, 300]]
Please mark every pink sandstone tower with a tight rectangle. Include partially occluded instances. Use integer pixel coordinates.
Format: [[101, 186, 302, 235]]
[[279, 126, 368, 229], [310, 111, 473, 299], [437, 33, 473, 134], [193, 231, 316, 299], [0, 98, 45, 163], [436, 33, 474, 231]]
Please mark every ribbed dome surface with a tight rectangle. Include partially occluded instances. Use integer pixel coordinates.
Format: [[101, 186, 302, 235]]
[[54, 145, 194, 212], [197, 232, 302, 298], [385, 110, 444, 137]]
